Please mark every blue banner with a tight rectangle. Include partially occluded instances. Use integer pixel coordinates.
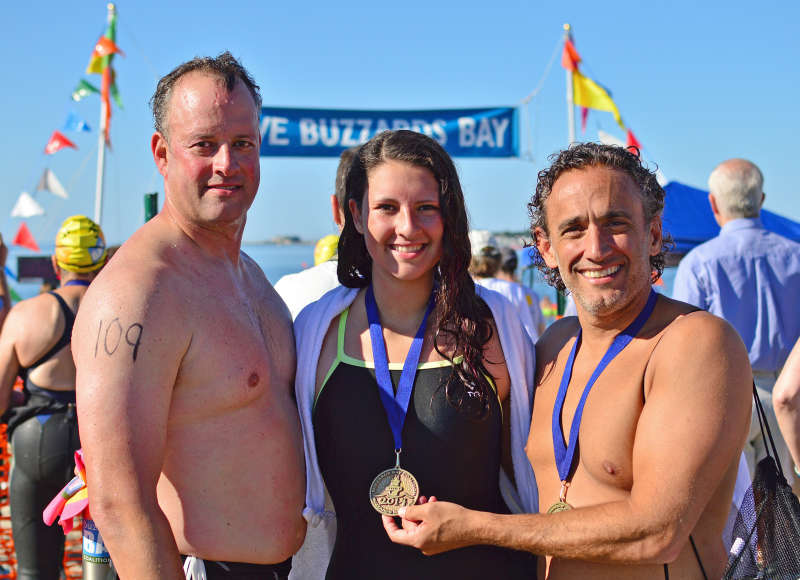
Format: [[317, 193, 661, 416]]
[[259, 107, 518, 157]]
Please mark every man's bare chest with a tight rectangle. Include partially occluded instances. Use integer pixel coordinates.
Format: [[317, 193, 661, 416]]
[[172, 290, 295, 418], [530, 345, 654, 494]]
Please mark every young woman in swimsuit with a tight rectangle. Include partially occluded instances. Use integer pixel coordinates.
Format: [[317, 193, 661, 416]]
[[293, 130, 537, 579]]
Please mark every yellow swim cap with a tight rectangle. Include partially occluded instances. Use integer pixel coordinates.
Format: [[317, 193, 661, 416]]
[[54, 215, 108, 273], [314, 234, 339, 266]]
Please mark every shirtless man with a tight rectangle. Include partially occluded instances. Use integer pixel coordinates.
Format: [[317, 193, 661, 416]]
[[385, 143, 752, 579], [73, 53, 305, 579]]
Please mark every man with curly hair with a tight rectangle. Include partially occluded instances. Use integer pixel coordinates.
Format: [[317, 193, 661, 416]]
[[385, 143, 752, 579]]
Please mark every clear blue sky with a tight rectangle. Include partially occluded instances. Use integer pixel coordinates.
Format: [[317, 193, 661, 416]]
[[2, 0, 798, 246]]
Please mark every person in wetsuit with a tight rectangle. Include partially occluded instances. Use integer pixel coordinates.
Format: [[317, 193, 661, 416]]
[[0, 215, 107, 580], [292, 130, 538, 579]]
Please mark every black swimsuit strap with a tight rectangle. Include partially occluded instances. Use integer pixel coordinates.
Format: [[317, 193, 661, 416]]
[[22, 292, 76, 374], [663, 534, 707, 580]]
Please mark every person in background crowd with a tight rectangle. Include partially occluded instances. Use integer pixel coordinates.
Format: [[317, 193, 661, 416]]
[[0, 215, 107, 580], [275, 147, 358, 319], [773, 338, 800, 473], [469, 230, 540, 342], [496, 246, 546, 337], [673, 158, 800, 485], [0, 234, 10, 330]]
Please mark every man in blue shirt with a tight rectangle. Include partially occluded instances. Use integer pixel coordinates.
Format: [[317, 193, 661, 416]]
[[673, 158, 800, 482]]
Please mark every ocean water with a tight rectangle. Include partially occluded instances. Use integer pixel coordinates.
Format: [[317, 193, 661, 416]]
[[6, 243, 677, 305], [6, 243, 315, 302]]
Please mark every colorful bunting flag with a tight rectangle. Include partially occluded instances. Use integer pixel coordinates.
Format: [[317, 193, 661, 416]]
[[44, 131, 78, 155], [12, 222, 41, 252], [109, 68, 123, 109], [597, 129, 626, 148], [561, 38, 581, 71], [64, 111, 91, 133], [10, 192, 45, 218], [86, 37, 125, 74], [71, 79, 100, 102], [85, 6, 122, 146], [36, 169, 69, 199], [101, 67, 112, 147], [572, 71, 624, 129], [626, 129, 642, 153]]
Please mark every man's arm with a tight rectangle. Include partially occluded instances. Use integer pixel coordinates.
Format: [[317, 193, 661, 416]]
[[385, 312, 752, 563], [773, 338, 800, 469], [74, 266, 189, 579]]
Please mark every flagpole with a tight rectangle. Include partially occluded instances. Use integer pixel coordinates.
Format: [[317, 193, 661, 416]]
[[93, 3, 116, 225], [558, 23, 574, 318], [564, 23, 576, 146]]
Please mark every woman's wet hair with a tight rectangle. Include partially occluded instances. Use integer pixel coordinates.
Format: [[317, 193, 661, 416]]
[[338, 130, 495, 419]]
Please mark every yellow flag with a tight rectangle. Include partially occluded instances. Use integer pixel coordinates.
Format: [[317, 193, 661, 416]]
[[573, 71, 624, 129]]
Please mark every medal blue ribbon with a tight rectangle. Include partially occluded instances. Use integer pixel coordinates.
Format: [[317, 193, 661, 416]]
[[63, 280, 91, 287], [552, 289, 658, 483], [365, 284, 435, 452]]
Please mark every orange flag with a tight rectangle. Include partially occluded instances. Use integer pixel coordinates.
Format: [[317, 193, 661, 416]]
[[562, 38, 581, 71], [13, 222, 40, 251], [101, 67, 112, 147], [86, 37, 125, 73]]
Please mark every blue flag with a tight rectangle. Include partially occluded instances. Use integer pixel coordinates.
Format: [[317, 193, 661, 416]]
[[64, 111, 91, 133]]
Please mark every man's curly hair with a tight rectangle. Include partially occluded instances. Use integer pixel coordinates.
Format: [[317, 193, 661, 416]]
[[528, 142, 672, 292]]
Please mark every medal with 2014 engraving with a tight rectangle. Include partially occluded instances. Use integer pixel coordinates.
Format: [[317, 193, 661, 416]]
[[369, 452, 419, 515], [364, 285, 434, 517]]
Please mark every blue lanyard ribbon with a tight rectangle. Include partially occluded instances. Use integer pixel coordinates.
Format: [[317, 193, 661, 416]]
[[365, 284, 435, 451], [64, 280, 91, 287], [552, 289, 658, 482]]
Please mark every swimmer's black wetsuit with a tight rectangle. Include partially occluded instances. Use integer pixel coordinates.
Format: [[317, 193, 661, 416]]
[[313, 309, 537, 580], [7, 292, 80, 580]]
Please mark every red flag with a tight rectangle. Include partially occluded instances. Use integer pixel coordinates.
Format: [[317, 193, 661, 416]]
[[44, 131, 78, 155], [580, 107, 589, 133], [12, 222, 40, 251], [562, 38, 581, 71], [626, 129, 642, 153]]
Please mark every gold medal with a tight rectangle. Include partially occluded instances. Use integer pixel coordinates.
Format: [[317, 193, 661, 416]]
[[546, 480, 572, 514], [369, 467, 419, 515], [369, 450, 419, 515], [546, 501, 573, 513]]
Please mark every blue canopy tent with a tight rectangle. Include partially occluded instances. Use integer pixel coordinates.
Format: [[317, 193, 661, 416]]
[[663, 181, 800, 256]]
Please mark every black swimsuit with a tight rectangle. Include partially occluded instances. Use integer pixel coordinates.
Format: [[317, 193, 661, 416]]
[[312, 309, 536, 580], [8, 292, 81, 580]]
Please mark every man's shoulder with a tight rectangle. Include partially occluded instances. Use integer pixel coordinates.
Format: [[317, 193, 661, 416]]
[[650, 298, 743, 362], [535, 316, 578, 357]]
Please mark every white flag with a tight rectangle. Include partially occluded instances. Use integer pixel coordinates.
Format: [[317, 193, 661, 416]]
[[597, 130, 626, 148], [598, 130, 668, 185], [36, 168, 69, 199], [10, 192, 45, 218]]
